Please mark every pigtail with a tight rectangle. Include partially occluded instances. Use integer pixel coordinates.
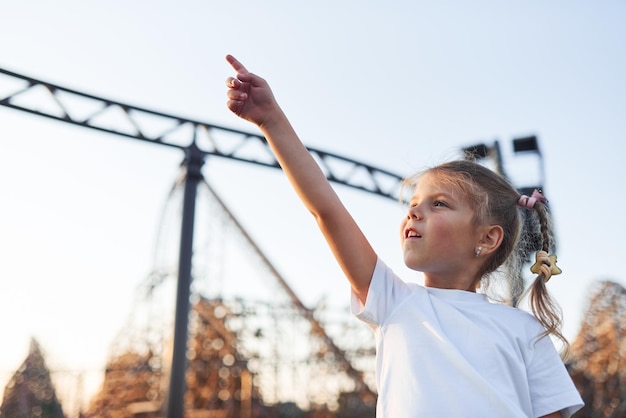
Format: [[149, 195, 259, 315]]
[[520, 194, 569, 356]]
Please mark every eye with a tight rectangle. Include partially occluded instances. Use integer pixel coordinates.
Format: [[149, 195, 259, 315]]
[[433, 200, 448, 207]]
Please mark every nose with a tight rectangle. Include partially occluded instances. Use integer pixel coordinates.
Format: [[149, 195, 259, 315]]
[[407, 205, 422, 221]]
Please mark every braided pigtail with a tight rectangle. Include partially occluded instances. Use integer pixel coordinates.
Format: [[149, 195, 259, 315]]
[[518, 191, 569, 356]]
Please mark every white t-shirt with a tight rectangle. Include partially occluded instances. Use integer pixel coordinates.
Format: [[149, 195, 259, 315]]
[[352, 258, 583, 418]]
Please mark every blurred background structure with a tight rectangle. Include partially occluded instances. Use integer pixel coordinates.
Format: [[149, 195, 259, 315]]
[[568, 281, 626, 418], [0, 69, 384, 417], [1, 340, 66, 418], [1, 1, 625, 417], [5, 281, 625, 417], [2, 66, 625, 418]]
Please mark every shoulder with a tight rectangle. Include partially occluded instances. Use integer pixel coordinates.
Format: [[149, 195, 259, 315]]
[[458, 297, 549, 349], [353, 258, 422, 325], [482, 298, 544, 328]]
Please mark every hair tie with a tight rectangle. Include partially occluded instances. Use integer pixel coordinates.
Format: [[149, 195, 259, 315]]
[[530, 250, 562, 282], [518, 189, 547, 209]]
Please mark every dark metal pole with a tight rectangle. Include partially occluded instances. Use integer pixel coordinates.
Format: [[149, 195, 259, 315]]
[[166, 142, 205, 418]]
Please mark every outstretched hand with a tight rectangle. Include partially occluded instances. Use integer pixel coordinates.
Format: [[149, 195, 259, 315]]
[[226, 55, 376, 303], [225, 55, 279, 127]]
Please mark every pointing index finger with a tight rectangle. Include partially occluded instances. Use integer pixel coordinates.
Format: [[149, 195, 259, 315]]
[[226, 54, 249, 74]]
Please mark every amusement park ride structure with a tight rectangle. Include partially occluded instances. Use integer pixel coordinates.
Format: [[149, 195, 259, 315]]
[[4, 66, 624, 418], [0, 67, 405, 417], [0, 66, 549, 417]]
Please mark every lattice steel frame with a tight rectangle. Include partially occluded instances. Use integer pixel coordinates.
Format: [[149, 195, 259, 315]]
[[0, 67, 403, 418], [0, 68, 404, 201]]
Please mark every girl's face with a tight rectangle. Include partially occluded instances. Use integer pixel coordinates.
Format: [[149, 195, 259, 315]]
[[400, 173, 483, 287]]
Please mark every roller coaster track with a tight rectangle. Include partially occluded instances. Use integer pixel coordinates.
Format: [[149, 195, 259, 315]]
[[0, 67, 404, 417], [0, 67, 404, 201]]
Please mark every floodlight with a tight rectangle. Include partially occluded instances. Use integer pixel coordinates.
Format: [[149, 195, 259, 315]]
[[462, 143, 490, 159], [513, 136, 540, 154]]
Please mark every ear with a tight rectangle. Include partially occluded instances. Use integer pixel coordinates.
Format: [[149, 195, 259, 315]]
[[478, 224, 504, 256]]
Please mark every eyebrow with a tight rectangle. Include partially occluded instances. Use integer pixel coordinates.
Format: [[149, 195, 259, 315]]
[[410, 191, 457, 203]]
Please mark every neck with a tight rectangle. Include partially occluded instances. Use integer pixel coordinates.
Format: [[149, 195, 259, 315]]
[[423, 273, 479, 292]]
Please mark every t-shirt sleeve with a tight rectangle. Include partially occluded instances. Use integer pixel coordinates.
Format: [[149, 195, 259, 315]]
[[527, 334, 584, 418], [351, 257, 413, 327]]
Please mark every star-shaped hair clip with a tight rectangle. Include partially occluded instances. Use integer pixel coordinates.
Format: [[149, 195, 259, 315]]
[[530, 251, 562, 282]]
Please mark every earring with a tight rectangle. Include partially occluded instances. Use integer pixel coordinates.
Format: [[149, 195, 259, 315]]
[[475, 246, 483, 257]]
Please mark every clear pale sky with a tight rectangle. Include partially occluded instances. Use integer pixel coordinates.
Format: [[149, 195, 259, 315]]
[[1, 0, 624, 409]]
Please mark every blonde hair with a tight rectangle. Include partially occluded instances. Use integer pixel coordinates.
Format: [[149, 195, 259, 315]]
[[404, 160, 567, 351]]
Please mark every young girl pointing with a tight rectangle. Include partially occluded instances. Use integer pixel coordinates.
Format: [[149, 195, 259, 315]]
[[225, 55, 583, 418]]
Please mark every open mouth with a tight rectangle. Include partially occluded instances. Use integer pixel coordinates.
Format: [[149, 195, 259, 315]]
[[405, 229, 422, 239]]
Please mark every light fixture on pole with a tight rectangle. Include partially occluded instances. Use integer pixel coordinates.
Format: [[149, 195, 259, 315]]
[[512, 135, 544, 196]]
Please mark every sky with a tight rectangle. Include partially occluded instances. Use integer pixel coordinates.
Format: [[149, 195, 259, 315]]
[[1, 0, 625, 411]]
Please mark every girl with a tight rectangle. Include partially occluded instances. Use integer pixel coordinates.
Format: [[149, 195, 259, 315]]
[[225, 55, 583, 418]]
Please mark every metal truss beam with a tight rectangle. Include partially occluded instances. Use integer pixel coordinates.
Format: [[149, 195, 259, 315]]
[[1, 66, 394, 418], [0, 67, 404, 202]]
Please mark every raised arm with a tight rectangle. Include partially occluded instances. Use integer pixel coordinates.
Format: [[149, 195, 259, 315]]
[[225, 55, 376, 303]]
